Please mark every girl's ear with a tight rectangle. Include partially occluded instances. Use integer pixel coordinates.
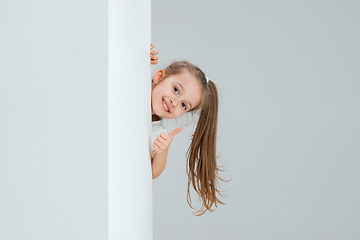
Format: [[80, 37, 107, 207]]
[[153, 70, 165, 85]]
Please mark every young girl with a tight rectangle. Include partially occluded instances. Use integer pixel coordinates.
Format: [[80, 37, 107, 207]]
[[150, 44, 227, 216]]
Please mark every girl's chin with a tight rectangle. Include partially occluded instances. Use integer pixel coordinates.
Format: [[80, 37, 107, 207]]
[[152, 110, 165, 119], [152, 106, 176, 119], [161, 114, 176, 120]]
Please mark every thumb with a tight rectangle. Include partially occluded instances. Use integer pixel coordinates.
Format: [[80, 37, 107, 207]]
[[168, 127, 183, 139]]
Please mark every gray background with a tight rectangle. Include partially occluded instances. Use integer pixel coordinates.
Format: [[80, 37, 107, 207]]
[[152, 0, 360, 239], [1, 0, 359, 240], [0, 1, 107, 239]]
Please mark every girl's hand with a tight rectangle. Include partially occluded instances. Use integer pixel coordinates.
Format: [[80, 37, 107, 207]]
[[153, 127, 183, 155], [150, 43, 159, 65]]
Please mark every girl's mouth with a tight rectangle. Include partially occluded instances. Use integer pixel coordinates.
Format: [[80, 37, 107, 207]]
[[162, 98, 170, 113]]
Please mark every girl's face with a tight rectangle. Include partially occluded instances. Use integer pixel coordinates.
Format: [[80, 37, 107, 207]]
[[151, 70, 203, 119]]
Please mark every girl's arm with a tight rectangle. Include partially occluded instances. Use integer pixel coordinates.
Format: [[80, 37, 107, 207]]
[[151, 149, 169, 179], [151, 128, 183, 179]]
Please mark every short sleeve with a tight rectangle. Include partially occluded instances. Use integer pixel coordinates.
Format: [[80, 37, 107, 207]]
[[150, 120, 167, 152]]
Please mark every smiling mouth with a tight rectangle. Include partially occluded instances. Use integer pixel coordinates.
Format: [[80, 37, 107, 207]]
[[162, 98, 170, 113]]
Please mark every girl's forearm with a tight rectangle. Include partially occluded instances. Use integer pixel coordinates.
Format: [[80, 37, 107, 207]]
[[151, 149, 169, 179]]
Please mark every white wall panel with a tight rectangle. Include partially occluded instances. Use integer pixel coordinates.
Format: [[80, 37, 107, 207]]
[[109, 0, 152, 240]]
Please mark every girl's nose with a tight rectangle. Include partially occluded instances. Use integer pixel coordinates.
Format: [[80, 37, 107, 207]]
[[170, 98, 176, 107]]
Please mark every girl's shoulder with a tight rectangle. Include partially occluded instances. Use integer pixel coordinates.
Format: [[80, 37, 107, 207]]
[[152, 120, 166, 132]]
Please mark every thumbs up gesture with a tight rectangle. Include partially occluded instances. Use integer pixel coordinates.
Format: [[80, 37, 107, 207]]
[[153, 127, 183, 155]]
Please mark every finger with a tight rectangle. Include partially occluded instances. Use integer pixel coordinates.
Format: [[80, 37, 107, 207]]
[[155, 137, 164, 144], [157, 136, 170, 149], [150, 57, 159, 61], [159, 132, 168, 141], [150, 43, 155, 49], [153, 143, 161, 152], [154, 141, 167, 151], [168, 127, 183, 138], [151, 55, 159, 61], [151, 60, 158, 65], [152, 50, 158, 55], [150, 51, 158, 57]]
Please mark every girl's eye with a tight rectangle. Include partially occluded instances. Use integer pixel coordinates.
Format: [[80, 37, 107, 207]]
[[174, 87, 179, 94], [181, 103, 186, 110]]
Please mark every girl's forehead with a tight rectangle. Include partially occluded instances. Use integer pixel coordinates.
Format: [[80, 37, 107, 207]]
[[170, 71, 199, 86]]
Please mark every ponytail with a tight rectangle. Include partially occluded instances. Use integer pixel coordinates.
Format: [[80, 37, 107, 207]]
[[161, 61, 228, 215], [186, 80, 228, 216]]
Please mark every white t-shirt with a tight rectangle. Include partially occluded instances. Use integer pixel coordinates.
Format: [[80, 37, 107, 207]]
[[151, 120, 167, 152]]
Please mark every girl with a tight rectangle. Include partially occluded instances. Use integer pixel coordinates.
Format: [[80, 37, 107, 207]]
[[150, 44, 227, 216]]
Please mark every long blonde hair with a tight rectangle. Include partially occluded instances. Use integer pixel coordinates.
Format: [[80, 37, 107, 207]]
[[162, 61, 229, 216]]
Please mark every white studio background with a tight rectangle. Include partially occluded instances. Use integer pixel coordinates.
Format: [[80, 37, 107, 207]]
[[151, 0, 360, 240]]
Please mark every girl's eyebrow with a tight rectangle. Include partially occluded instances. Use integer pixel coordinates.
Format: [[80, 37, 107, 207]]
[[177, 82, 184, 92], [177, 82, 193, 109]]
